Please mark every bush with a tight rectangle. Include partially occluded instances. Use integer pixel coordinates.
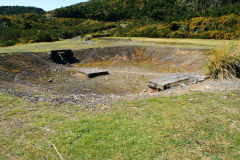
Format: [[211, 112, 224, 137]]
[[158, 28, 171, 37], [206, 44, 240, 79], [205, 31, 226, 39], [92, 32, 113, 38], [36, 31, 53, 42], [0, 39, 19, 47], [28, 39, 35, 43], [169, 31, 188, 38], [169, 22, 180, 31]]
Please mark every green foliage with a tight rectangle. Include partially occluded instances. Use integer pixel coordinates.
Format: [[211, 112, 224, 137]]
[[169, 31, 188, 38], [0, 39, 19, 47], [0, 14, 117, 46], [36, 31, 53, 42], [0, 6, 45, 15], [1, 1, 240, 47], [114, 14, 240, 40], [53, 0, 240, 22]]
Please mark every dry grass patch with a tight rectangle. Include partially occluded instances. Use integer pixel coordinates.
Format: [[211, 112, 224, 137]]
[[206, 44, 240, 79]]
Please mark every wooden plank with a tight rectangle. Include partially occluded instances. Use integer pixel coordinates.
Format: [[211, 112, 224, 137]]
[[78, 68, 109, 78], [148, 73, 190, 90]]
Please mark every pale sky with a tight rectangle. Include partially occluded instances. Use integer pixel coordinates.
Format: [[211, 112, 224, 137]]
[[0, 0, 88, 11]]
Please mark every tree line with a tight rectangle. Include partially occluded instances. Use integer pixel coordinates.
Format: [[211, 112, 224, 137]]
[[0, 6, 45, 15], [53, 0, 240, 22]]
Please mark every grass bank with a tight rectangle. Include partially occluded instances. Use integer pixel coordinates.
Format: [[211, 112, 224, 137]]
[[105, 37, 237, 48], [1, 91, 240, 159]]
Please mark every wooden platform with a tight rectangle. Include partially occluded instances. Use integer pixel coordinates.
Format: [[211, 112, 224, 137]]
[[78, 68, 109, 78], [148, 73, 190, 90]]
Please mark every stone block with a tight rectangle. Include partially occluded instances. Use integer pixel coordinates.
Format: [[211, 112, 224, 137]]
[[78, 68, 109, 78], [148, 73, 190, 90]]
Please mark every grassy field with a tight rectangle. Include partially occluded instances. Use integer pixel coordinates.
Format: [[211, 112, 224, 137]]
[[105, 37, 236, 47], [0, 37, 238, 53], [1, 91, 240, 159], [0, 38, 117, 53]]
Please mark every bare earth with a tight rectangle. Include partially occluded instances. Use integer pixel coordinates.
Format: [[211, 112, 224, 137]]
[[0, 40, 239, 108]]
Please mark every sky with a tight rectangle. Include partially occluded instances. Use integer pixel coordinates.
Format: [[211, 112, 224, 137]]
[[0, 0, 88, 11]]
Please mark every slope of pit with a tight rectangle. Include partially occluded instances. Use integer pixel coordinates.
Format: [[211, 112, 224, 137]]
[[0, 46, 208, 99]]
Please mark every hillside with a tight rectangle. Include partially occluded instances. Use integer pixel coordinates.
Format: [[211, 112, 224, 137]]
[[0, 13, 116, 47], [0, 0, 240, 47], [0, 6, 45, 15], [53, 0, 240, 21]]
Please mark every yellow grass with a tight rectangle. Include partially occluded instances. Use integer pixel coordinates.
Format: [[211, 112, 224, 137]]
[[107, 37, 237, 48], [206, 44, 240, 79]]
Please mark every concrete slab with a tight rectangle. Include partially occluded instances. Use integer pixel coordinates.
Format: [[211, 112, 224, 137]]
[[191, 75, 210, 82], [148, 73, 190, 90], [78, 68, 109, 78]]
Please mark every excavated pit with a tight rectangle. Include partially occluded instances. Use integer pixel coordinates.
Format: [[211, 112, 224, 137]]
[[0, 46, 208, 104]]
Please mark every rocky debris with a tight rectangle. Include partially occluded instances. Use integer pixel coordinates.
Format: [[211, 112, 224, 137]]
[[148, 73, 210, 91], [0, 87, 106, 107], [190, 75, 210, 82], [187, 75, 210, 85], [0, 69, 15, 82], [78, 68, 109, 78]]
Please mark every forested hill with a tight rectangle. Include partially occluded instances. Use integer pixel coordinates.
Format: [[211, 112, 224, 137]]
[[53, 0, 240, 21], [0, 6, 45, 15]]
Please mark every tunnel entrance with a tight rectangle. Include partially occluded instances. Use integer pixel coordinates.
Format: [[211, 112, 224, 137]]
[[50, 50, 80, 64]]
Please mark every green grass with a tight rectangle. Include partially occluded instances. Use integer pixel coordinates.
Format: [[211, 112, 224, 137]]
[[1, 91, 240, 159], [0, 37, 238, 53]]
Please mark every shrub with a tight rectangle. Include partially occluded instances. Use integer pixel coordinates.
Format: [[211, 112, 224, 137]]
[[0, 39, 19, 47], [169, 31, 188, 38], [206, 31, 226, 39], [158, 27, 171, 37], [36, 31, 53, 42], [92, 32, 113, 38], [206, 44, 240, 79], [169, 22, 180, 31], [28, 39, 35, 43], [199, 32, 209, 39]]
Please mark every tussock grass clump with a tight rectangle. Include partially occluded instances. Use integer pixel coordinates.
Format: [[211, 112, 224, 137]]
[[206, 44, 240, 79]]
